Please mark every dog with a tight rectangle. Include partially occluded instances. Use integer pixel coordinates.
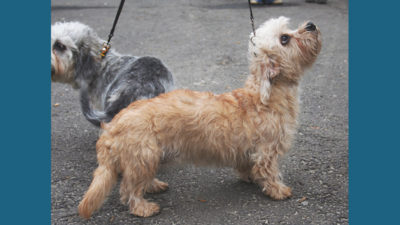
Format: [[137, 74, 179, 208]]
[[78, 17, 321, 218], [51, 21, 174, 126]]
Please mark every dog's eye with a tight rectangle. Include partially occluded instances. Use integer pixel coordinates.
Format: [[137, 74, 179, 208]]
[[53, 41, 66, 52], [280, 34, 290, 46]]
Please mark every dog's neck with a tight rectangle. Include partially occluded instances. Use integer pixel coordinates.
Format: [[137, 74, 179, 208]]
[[74, 43, 121, 88], [243, 73, 300, 117], [244, 73, 299, 92]]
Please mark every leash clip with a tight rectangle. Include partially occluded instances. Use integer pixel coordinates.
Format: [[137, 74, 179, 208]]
[[250, 36, 257, 57], [250, 36, 256, 46], [100, 42, 111, 58]]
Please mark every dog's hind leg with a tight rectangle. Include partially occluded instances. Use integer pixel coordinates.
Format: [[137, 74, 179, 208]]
[[120, 176, 167, 205], [120, 140, 163, 217], [119, 172, 131, 205], [126, 169, 161, 217], [251, 147, 292, 200], [236, 162, 255, 183], [146, 178, 169, 194]]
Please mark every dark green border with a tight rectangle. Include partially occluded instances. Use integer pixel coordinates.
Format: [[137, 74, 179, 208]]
[[349, 0, 400, 224], [0, 1, 50, 224]]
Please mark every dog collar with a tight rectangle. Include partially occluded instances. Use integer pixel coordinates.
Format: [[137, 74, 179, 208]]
[[100, 43, 111, 58]]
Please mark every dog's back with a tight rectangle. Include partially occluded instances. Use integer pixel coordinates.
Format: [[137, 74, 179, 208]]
[[102, 88, 282, 167], [102, 56, 174, 117], [81, 56, 174, 126]]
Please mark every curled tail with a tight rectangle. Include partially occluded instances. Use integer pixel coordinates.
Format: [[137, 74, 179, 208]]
[[80, 87, 112, 127], [78, 139, 117, 219]]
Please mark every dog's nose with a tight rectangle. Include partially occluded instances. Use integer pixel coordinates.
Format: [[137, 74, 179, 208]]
[[305, 22, 316, 31]]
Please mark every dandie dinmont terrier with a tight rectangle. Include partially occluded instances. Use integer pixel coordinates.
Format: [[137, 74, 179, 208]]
[[51, 21, 174, 126], [79, 17, 322, 218]]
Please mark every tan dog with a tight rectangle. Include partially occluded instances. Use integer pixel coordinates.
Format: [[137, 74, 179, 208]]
[[78, 17, 321, 218]]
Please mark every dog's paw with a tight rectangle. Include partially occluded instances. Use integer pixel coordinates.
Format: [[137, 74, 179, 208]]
[[147, 179, 169, 194], [263, 183, 292, 200], [130, 201, 160, 217]]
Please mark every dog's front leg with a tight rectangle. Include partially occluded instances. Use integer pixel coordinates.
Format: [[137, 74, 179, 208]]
[[251, 148, 292, 200]]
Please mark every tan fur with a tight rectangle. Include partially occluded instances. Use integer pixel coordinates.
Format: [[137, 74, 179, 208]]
[[78, 17, 321, 218]]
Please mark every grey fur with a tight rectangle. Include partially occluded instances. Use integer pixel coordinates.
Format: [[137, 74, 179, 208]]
[[51, 21, 174, 126]]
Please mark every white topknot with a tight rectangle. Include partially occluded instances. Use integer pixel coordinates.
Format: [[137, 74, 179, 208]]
[[51, 21, 101, 43], [248, 16, 291, 57]]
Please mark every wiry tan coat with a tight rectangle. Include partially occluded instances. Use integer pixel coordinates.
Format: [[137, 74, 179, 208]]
[[79, 17, 322, 218]]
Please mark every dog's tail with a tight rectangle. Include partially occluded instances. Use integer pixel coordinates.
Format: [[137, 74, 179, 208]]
[[78, 139, 117, 219], [80, 87, 111, 127]]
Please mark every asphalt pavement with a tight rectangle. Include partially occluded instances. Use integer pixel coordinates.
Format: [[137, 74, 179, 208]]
[[51, 0, 348, 224]]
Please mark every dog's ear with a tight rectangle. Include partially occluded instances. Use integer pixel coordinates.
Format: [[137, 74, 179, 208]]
[[74, 42, 100, 82], [256, 54, 280, 104]]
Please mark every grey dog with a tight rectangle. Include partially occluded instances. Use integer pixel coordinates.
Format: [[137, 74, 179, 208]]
[[51, 21, 174, 126]]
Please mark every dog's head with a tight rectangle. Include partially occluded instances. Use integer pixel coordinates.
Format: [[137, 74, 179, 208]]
[[248, 17, 321, 104], [51, 21, 102, 87]]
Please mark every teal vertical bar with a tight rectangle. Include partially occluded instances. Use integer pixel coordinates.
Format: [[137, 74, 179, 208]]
[[349, 0, 400, 224], [0, 1, 51, 224]]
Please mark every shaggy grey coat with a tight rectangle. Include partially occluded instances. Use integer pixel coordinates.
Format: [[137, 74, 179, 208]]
[[51, 21, 174, 126]]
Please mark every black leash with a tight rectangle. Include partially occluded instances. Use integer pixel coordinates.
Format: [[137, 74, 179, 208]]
[[100, 0, 126, 58], [247, 0, 257, 56], [247, 0, 256, 39]]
